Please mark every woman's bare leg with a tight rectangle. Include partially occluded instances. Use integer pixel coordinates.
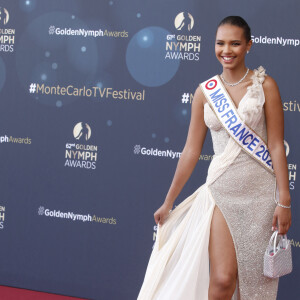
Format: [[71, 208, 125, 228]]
[[208, 206, 238, 300]]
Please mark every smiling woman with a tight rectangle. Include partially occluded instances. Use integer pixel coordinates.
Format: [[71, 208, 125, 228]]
[[137, 16, 291, 300]]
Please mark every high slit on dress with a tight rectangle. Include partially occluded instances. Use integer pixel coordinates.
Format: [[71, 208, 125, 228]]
[[137, 66, 279, 300]]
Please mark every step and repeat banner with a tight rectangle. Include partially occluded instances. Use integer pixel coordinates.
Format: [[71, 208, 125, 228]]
[[0, 0, 299, 299]]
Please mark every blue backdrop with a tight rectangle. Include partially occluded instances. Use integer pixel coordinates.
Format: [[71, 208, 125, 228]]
[[0, 0, 299, 299]]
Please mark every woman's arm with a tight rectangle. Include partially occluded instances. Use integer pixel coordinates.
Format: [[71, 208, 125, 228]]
[[154, 86, 208, 225], [263, 76, 291, 234]]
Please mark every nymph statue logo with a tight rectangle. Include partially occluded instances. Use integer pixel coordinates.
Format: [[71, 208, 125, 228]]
[[174, 12, 194, 31], [73, 122, 91, 141], [0, 7, 9, 25]]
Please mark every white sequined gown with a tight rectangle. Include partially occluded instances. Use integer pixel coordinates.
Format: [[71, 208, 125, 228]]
[[137, 66, 279, 300]]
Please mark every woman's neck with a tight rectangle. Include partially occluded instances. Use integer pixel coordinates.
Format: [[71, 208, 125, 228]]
[[222, 65, 248, 83]]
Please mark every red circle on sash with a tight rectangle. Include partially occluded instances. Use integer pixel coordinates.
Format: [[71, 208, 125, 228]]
[[205, 79, 217, 90]]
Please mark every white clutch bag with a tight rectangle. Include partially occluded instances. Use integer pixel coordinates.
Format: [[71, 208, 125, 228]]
[[264, 230, 293, 278]]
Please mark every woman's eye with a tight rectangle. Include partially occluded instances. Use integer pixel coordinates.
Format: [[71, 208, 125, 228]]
[[216, 42, 223, 45], [232, 43, 240, 46]]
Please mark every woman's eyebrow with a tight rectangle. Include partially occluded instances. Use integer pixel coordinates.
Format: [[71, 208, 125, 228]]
[[216, 39, 242, 42]]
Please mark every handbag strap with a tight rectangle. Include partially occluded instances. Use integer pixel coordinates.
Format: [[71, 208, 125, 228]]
[[269, 231, 288, 253]]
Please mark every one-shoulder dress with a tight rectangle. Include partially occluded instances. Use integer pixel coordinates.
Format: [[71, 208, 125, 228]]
[[137, 66, 279, 300]]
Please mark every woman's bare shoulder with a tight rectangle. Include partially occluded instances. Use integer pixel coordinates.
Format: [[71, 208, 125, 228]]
[[262, 75, 279, 91], [194, 85, 207, 106]]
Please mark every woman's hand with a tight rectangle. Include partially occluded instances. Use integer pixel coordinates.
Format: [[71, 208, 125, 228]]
[[154, 202, 173, 226], [272, 206, 291, 234]]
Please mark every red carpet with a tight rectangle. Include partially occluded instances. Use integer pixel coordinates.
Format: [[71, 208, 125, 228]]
[[0, 286, 86, 300]]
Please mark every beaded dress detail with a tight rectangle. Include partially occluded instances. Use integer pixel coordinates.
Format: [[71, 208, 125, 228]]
[[137, 66, 279, 300]]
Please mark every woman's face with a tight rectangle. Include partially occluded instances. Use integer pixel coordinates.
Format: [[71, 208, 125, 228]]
[[215, 24, 252, 70]]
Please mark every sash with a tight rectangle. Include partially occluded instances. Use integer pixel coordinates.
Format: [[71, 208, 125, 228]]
[[200, 75, 275, 176]]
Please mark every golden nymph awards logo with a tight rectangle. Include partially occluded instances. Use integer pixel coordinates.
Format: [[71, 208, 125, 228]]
[[165, 12, 201, 61], [64, 122, 98, 170], [0, 7, 15, 53]]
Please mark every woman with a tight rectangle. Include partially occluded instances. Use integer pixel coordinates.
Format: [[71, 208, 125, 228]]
[[138, 16, 291, 300]]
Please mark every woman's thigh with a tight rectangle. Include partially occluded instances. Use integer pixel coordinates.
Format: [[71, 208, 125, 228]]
[[209, 205, 238, 283]]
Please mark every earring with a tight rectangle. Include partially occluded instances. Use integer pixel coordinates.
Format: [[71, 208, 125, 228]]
[[247, 51, 249, 54]]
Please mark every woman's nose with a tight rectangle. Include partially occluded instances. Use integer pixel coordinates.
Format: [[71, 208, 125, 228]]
[[223, 44, 232, 54]]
